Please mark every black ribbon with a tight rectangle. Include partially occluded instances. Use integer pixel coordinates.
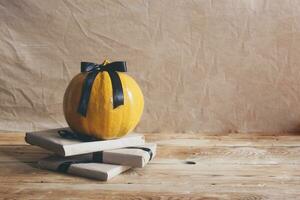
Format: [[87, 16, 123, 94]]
[[92, 152, 103, 162], [58, 130, 97, 142], [57, 161, 75, 173], [78, 61, 127, 117], [57, 160, 92, 173]]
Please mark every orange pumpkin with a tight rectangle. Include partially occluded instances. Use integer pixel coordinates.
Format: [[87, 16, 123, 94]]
[[63, 60, 144, 139]]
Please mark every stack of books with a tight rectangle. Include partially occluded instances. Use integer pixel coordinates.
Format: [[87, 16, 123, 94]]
[[25, 127, 156, 181]]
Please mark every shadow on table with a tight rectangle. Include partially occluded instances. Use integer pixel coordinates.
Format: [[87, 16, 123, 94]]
[[285, 124, 300, 135], [0, 144, 51, 168]]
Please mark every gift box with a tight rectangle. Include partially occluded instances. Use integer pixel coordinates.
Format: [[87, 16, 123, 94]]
[[25, 128, 145, 156], [38, 143, 156, 180], [38, 154, 131, 181], [94, 143, 157, 168]]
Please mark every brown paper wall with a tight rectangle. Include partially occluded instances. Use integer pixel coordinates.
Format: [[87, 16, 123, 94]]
[[1, 0, 300, 133]]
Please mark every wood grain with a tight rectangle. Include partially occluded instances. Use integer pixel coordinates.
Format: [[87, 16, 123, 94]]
[[0, 132, 300, 200]]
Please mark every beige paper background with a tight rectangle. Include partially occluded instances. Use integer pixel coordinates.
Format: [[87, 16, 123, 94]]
[[1, 0, 300, 133]]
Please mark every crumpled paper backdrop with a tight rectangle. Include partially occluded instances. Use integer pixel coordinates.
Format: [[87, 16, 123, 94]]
[[1, 0, 300, 133]]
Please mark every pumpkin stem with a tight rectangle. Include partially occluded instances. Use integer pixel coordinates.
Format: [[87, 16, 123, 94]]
[[102, 59, 110, 66]]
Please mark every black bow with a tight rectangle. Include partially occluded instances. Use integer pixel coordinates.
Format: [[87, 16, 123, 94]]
[[77, 61, 127, 117]]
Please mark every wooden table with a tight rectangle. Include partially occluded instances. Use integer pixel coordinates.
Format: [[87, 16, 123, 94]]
[[1, 132, 300, 199]]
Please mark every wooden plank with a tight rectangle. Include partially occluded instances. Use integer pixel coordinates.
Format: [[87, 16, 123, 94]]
[[2, 132, 300, 146], [3, 183, 288, 200], [1, 162, 300, 185], [1, 145, 300, 164], [0, 132, 300, 199]]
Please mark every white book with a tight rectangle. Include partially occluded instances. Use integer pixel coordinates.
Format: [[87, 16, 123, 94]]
[[25, 128, 145, 157], [38, 154, 130, 181]]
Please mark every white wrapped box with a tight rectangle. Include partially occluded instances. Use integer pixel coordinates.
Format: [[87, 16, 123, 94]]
[[25, 128, 145, 157], [38, 154, 130, 181], [94, 143, 157, 168]]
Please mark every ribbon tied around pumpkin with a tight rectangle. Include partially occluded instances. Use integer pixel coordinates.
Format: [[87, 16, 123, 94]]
[[77, 60, 127, 117]]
